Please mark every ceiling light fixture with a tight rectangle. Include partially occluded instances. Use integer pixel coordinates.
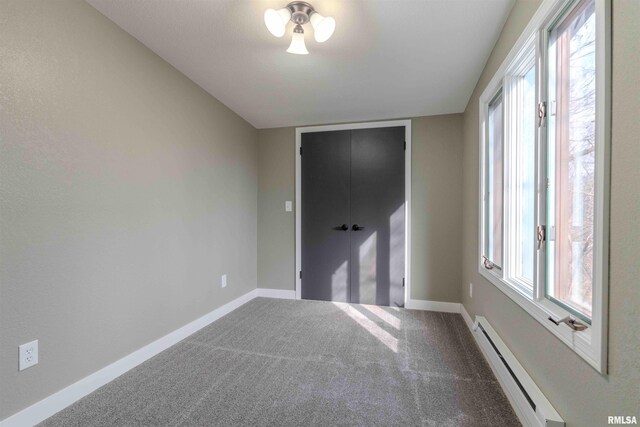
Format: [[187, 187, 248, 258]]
[[264, 2, 335, 55], [287, 24, 309, 55]]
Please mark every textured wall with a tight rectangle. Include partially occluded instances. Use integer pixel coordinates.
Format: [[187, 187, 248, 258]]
[[461, 0, 640, 425], [0, 0, 258, 419], [256, 114, 463, 303]]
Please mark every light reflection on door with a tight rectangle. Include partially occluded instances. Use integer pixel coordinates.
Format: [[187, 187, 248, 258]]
[[331, 260, 349, 302], [389, 203, 405, 307], [358, 232, 377, 304]]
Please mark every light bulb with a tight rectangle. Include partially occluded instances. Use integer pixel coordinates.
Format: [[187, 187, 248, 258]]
[[310, 12, 335, 43], [286, 25, 309, 55], [264, 7, 291, 38]]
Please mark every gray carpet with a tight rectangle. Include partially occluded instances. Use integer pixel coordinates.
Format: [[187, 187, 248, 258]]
[[41, 298, 520, 426]]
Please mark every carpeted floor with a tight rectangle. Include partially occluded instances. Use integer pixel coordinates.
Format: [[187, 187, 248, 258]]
[[41, 297, 520, 426]]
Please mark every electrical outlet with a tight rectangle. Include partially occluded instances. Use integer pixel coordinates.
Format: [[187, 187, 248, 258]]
[[221, 274, 227, 288], [469, 282, 473, 298], [19, 340, 38, 371], [285, 201, 293, 212]]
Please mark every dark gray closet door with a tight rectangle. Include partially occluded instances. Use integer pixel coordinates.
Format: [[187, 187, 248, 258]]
[[350, 127, 405, 307], [301, 130, 351, 302]]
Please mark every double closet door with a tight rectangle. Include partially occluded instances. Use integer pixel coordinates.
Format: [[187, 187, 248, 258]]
[[301, 126, 405, 307]]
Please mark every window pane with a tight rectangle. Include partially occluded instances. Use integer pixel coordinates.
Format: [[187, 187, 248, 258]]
[[546, 0, 595, 319], [487, 93, 504, 268], [515, 66, 536, 284]]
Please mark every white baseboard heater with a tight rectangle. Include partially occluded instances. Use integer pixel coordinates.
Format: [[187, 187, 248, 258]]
[[472, 316, 565, 427]]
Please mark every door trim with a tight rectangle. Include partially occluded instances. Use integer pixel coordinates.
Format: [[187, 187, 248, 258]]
[[295, 120, 412, 304]]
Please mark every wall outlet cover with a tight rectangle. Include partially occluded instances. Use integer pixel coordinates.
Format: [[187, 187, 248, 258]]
[[19, 340, 39, 371], [221, 274, 227, 288], [285, 201, 293, 212], [469, 282, 473, 298]]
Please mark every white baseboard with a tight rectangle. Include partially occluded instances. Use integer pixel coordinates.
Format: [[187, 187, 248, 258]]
[[0, 288, 291, 427], [405, 299, 461, 313], [460, 303, 475, 330], [255, 288, 296, 299]]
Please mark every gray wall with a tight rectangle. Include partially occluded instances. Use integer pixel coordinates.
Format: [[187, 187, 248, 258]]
[[257, 114, 463, 303], [258, 128, 296, 292], [0, 0, 258, 419], [461, 1, 640, 425]]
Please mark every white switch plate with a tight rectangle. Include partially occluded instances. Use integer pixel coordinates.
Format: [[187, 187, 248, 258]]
[[469, 283, 473, 298], [221, 274, 227, 288], [19, 340, 38, 371], [285, 201, 293, 212]]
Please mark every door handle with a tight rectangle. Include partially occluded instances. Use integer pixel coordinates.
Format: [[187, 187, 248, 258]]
[[352, 224, 365, 231], [333, 224, 348, 231]]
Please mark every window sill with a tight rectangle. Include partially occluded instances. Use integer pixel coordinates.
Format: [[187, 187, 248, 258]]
[[478, 265, 604, 373]]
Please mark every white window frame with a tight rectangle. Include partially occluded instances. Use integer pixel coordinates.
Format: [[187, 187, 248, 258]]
[[478, 0, 610, 373], [504, 38, 536, 295]]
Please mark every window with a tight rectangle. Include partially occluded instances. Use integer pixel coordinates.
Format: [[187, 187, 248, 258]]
[[546, 0, 596, 322], [505, 46, 537, 293], [516, 65, 536, 285], [478, 0, 609, 372], [485, 91, 504, 270]]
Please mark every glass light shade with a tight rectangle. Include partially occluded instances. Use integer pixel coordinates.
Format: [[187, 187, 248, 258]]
[[310, 13, 335, 42], [286, 30, 309, 55], [264, 8, 291, 37]]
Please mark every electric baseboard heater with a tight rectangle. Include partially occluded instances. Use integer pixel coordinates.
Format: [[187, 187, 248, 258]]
[[473, 316, 565, 427]]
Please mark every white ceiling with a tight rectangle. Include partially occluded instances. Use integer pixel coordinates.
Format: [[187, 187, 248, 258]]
[[87, 0, 514, 129]]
